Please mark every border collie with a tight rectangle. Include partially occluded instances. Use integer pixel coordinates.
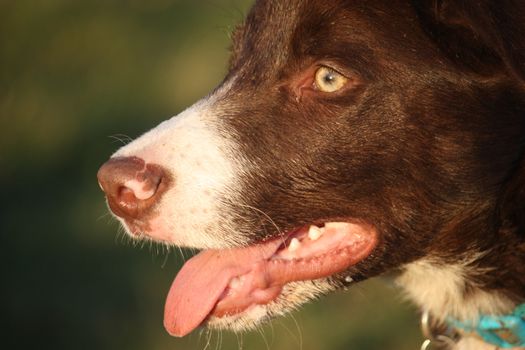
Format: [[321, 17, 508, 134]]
[[98, 1, 525, 349]]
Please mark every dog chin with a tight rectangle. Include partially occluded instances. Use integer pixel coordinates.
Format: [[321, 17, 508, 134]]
[[206, 279, 336, 332]]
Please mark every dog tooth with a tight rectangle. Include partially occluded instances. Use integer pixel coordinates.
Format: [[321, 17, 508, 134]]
[[288, 238, 301, 252], [345, 276, 354, 283], [308, 225, 323, 240], [325, 222, 349, 230]]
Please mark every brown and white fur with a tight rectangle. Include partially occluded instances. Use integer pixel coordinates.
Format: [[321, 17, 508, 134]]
[[98, 1, 525, 349]]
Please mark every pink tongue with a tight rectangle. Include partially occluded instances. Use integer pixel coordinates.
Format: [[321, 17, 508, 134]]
[[164, 223, 378, 337], [164, 239, 282, 337]]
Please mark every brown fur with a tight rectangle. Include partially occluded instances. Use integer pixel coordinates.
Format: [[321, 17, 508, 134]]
[[218, 0, 525, 310], [100, 0, 525, 347]]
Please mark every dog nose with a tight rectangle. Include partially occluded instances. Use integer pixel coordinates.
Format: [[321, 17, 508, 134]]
[[97, 156, 165, 220]]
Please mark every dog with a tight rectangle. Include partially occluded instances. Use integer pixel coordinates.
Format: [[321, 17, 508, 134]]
[[97, 1, 525, 349]]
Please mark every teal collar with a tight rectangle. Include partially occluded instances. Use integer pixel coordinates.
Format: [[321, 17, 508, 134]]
[[447, 304, 525, 348]]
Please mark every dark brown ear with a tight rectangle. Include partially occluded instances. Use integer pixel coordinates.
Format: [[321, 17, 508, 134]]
[[413, 0, 525, 84]]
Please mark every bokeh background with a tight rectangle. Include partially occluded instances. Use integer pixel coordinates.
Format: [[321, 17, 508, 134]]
[[2, 1, 423, 349]]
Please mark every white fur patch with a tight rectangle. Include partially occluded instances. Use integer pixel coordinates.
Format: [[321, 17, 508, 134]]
[[399, 257, 519, 349], [397, 257, 514, 322], [112, 87, 246, 249]]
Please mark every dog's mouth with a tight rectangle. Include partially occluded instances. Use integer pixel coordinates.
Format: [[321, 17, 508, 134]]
[[164, 221, 378, 337]]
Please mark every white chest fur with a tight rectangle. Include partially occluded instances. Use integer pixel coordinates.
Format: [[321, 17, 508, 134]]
[[396, 258, 517, 350]]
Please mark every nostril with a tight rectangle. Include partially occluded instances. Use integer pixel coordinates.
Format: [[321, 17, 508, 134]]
[[97, 156, 168, 220], [117, 186, 140, 210], [122, 176, 161, 201]]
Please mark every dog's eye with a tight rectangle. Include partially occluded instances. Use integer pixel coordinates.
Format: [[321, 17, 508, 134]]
[[314, 66, 348, 93]]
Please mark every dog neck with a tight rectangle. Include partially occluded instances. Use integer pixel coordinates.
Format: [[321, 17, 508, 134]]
[[397, 258, 516, 322], [396, 257, 525, 349]]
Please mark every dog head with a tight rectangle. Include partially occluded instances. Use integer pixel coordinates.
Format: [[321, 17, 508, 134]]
[[98, 0, 525, 337]]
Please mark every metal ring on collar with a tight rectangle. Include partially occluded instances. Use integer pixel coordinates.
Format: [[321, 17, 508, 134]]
[[420, 310, 458, 350]]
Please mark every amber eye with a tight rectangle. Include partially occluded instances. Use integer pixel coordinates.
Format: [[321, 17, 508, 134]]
[[314, 66, 348, 93]]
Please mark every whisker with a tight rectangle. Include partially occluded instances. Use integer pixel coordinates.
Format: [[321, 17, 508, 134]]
[[161, 242, 174, 268], [233, 203, 286, 259], [256, 325, 271, 350], [289, 313, 304, 350], [202, 329, 212, 350], [278, 316, 303, 349], [215, 329, 222, 350], [96, 211, 111, 222], [268, 319, 276, 348], [235, 331, 244, 350], [108, 134, 133, 145]]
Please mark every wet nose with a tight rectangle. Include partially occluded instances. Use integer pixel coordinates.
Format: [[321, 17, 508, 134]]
[[97, 156, 165, 220]]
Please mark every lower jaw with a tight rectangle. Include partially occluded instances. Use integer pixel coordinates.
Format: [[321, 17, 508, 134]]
[[164, 221, 378, 337], [206, 278, 336, 332], [210, 243, 375, 319]]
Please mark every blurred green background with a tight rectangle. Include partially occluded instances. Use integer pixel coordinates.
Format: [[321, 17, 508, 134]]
[[1, 1, 423, 349]]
